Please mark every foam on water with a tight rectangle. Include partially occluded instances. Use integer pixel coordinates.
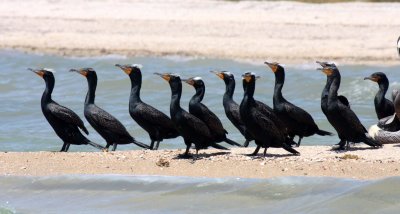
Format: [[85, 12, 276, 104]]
[[0, 175, 399, 213], [0, 50, 400, 151]]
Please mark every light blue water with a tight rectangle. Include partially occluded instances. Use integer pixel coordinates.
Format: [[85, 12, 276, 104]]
[[1, 50, 399, 151], [0, 175, 399, 213]]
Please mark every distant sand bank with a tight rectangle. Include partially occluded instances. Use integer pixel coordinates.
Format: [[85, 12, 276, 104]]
[[1, 145, 400, 179], [0, 0, 399, 64]]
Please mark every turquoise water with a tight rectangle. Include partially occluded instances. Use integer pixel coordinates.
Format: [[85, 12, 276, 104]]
[[0, 50, 399, 151], [0, 175, 399, 213]]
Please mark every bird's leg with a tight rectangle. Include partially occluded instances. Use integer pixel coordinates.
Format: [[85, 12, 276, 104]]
[[332, 140, 346, 150], [150, 140, 155, 150], [60, 143, 67, 152], [112, 143, 118, 151], [297, 137, 303, 147], [243, 139, 250, 148], [290, 135, 297, 147], [154, 141, 161, 150], [346, 141, 350, 150], [178, 144, 193, 159], [263, 147, 268, 157], [64, 144, 71, 152], [105, 144, 111, 149], [247, 146, 260, 156]]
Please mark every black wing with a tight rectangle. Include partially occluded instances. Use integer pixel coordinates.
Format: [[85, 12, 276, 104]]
[[338, 103, 367, 133], [198, 103, 226, 133], [135, 103, 176, 128], [88, 106, 130, 136], [283, 102, 317, 127], [48, 102, 89, 134], [338, 95, 350, 108], [181, 111, 212, 138]]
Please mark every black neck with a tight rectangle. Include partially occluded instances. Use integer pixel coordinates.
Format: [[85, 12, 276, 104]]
[[129, 72, 142, 104], [42, 76, 54, 103], [191, 85, 205, 103], [273, 70, 285, 103], [376, 79, 389, 103], [169, 80, 183, 115], [85, 75, 97, 105], [223, 78, 235, 103], [328, 74, 341, 104]]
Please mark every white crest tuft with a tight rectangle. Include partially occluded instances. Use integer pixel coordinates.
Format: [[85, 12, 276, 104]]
[[132, 64, 143, 69], [223, 71, 232, 76], [170, 73, 180, 77], [193, 77, 202, 81], [43, 68, 55, 73]]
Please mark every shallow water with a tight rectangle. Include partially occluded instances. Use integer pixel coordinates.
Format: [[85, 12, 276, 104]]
[[0, 175, 399, 213], [0, 50, 399, 151]]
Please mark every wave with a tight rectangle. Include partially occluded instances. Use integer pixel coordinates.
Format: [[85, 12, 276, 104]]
[[0, 175, 399, 213]]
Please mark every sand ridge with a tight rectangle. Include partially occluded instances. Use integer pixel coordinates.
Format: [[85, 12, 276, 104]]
[[1, 145, 400, 179], [0, 0, 399, 64]]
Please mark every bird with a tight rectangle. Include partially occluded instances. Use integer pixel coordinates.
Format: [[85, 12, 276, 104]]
[[183, 76, 242, 147], [154, 72, 228, 159], [70, 68, 150, 151], [265, 61, 332, 147], [210, 70, 254, 147], [364, 72, 394, 120], [239, 72, 299, 157], [318, 65, 382, 150], [115, 64, 179, 150], [30, 68, 104, 152]]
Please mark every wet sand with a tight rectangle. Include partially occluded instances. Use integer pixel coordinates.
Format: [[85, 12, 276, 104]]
[[0, 0, 399, 64], [1, 145, 400, 179]]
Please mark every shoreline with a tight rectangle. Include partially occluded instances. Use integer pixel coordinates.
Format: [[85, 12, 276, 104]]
[[0, 0, 399, 65], [1, 145, 400, 180]]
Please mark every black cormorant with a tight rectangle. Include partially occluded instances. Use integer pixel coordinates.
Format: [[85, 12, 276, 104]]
[[115, 64, 179, 150], [397, 36, 400, 56], [265, 62, 332, 146], [239, 72, 299, 156], [318, 66, 382, 150], [71, 68, 150, 151], [364, 72, 395, 119], [183, 76, 242, 147], [210, 71, 254, 147], [154, 72, 227, 158], [30, 68, 104, 152]]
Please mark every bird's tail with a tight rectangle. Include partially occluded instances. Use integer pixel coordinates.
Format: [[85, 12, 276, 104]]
[[210, 143, 229, 150], [316, 129, 334, 136], [282, 143, 300, 155], [133, 140, 151, 149], [87, 141, 105, 150], [224, 138, 243, 147], [363, 136, 383, 148]]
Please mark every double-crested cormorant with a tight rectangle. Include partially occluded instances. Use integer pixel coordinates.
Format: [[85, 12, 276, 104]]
[[239, 72, 299, 156], [397, 36, 400, 56], [318, 66, 382, 150], [154, 72, 227, 158], [364, 72, 395, 119], [265, 62, 332, 146], [183, 77, 242, 147], [71, 68, 150, 151], [210, 71, 254, 147], [31, 68, 104, 152], [115, 64, 179, 150]]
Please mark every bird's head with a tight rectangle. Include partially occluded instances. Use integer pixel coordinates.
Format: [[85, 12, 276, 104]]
[[182, 77, 204, 89], [29, 68, 55, 80], [70, 67, 96, 78], [264, 61, 283, 73], [364, 72, 387, 83], [115, 64, 142, 76]]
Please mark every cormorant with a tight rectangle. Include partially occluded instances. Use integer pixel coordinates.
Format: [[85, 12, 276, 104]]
[[397, 36, 400, 56], [265, 62, 332, 146], [154, 72, 228, 159], [210, 71, 254, 147], [318, 65, 382, 150], [183, 76, 242, 147], [239, 72, 299, 156], [71, 68, 150, 151], [30, 68, 104, 152], [364, 72, 395, 119], [115, 64, 179, 150]]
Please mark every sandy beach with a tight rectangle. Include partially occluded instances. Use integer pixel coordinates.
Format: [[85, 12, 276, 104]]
[[1, 145, 399, 179], [0, 0, 399, 64]]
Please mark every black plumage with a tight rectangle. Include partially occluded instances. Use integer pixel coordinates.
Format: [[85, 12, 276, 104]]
[[183, 77, 242, 147], [265, 62, 332, 146], [397, 36, 400, 56], [31, 68, 104, 152], [364, 72, 394, 120], [239, 72, 299, 156], [154, 73, 227, 158], [211, 71, 254, 147], [116, 64, 179, 150], [71, 68, 150, 151], [318, 66, 382, 150]]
